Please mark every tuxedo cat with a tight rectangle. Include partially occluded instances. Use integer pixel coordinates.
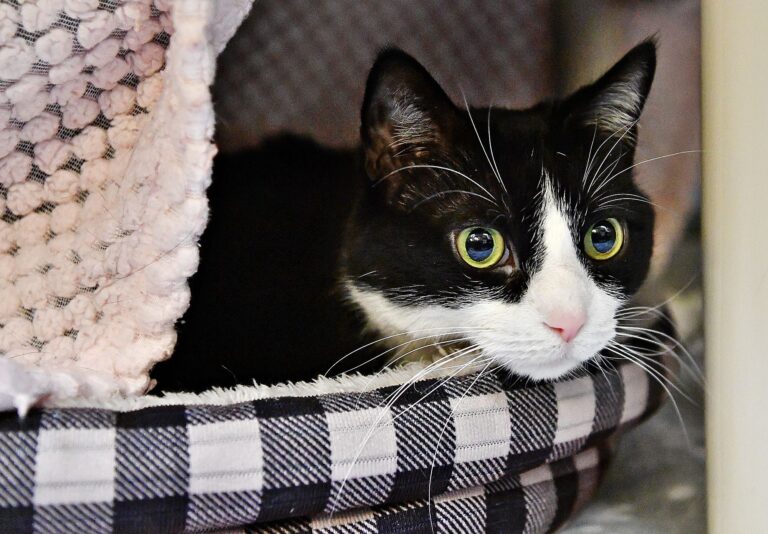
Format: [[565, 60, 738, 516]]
[[152, 41, 657, 392]]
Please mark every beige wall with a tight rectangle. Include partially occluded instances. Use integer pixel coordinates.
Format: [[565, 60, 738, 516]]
[[554, 0, 701, 283], [702, 2, 768, 532]]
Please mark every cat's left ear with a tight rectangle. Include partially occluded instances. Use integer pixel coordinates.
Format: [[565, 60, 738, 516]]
[[563, 39, 657, 147], [361, 49, 460, 194]]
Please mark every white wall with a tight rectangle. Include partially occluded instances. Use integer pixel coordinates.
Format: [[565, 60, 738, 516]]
[[702, 2, 768, 531]]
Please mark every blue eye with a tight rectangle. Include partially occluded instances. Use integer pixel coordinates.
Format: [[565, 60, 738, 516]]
[[584, 218, 624, 260], [456, 228, 505, 268], [466, 230, 494, 261]]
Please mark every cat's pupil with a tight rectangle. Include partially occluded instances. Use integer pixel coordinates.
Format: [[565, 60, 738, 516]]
[[591, 222, 616, 253], [466, 229, 494, 261]]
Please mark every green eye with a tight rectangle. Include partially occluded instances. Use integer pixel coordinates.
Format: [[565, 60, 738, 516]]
[[584, 218, 624, 260], [457, 227, 506, 268]]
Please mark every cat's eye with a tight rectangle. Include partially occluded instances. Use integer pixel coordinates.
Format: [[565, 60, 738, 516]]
[[584, 218, 624, 260], [456, 227, 506, 269]]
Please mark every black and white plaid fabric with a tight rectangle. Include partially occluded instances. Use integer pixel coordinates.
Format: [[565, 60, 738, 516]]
[[253, 444, 609, 533], [0, 358, 665, 533]]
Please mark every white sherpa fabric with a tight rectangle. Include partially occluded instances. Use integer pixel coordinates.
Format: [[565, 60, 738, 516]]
[[0, 0, 253, 412]]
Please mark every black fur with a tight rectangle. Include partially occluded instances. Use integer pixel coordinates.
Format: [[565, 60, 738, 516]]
[[152, 42, 657, 392]]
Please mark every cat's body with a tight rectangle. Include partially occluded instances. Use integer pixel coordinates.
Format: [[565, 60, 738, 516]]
[[153, 43, 658, 393], [152, 138, 382, 391]]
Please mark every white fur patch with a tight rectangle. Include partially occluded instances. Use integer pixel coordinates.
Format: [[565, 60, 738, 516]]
[[586, 73, 644, 140], [389, 90, 436, 149], [347, 180, 622, 381]]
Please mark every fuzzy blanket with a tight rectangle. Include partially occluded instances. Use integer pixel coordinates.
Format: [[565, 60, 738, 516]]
[[0, 0, 252, 411]]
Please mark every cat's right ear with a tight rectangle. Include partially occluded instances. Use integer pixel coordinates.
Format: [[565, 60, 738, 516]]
[[361, 49, 459, 199]]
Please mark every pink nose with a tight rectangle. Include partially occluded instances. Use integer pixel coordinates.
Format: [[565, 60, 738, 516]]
[[544, 313, 585, 343]]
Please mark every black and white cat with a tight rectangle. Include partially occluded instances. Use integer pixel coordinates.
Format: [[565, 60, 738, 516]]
[[152, 41, 657, 392]]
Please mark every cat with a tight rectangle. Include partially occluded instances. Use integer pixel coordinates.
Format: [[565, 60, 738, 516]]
[[151, 41, 657, 393]]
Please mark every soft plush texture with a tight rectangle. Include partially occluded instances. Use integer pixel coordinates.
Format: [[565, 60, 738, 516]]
[[0, 0, 251, 411]]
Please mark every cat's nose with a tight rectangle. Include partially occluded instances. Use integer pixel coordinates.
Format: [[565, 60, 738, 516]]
[[544, 312, 585, 343]]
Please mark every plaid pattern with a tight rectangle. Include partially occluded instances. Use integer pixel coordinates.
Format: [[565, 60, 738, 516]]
[[0, 359, 665, 533], [255, 445, 609, 534]]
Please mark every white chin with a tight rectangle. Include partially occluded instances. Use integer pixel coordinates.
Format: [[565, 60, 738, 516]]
[[504, 357, 584, 381]]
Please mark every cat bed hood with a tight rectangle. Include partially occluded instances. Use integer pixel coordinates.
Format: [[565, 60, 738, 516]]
[[0, 1, 671, 532], [0, 0, 251, 411]]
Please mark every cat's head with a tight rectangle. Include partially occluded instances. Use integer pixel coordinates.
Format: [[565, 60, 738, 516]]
[[344, 41, 657, 380]]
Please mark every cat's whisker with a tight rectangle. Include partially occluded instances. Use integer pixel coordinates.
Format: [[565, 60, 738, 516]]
[[349, 335, 479, 388], [373, 354, 492, 507], [595, 192, 652, 203], [593, 193, 656, 210], [588, 145, 626, 197], [421, 357, 494, 375], [605, 345, 688, 410], [378, 163, 498, 206], [616, 324, 704, 384], [331, 360, 464, 510], [331, 345, 483, 514], [486, 104, 507, 194], [616, 275, 698, 322], [610, 338, 685, 383], [353, 345, 481, 419], [410, 189, 498, 211], [591, 354, 619, 396], [580, 124, 599, 188], [605, 341, 694, 404], [373, 346, 483, 427], [591, 149, 702, 197], [617, 308, 674, 322], [593, 194, 666, 212], [587, 119, 639, 196], [584, 122, 624, 188], [593, 156, 623, 191], [368, 344, 485, 404], [427, 357, 495, 526], [584, 120, 636, 195], [459, 90, 506, 202], [603, 343, 692, 448], [323, 325, 488, 376], [385, 348, 487, 428]]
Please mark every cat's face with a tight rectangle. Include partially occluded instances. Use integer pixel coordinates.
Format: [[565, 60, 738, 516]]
[[344, 42, 656, 380]]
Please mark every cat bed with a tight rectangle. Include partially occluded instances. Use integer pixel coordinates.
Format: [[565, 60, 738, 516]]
[[0, 360, 664, 532], [0, 1, 669, 532]]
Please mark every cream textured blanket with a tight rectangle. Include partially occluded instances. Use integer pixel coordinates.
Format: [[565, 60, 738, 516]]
[[0, 0, 252, 411]]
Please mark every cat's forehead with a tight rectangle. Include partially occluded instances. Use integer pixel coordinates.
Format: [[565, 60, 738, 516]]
[[464, 108, 640, 209]]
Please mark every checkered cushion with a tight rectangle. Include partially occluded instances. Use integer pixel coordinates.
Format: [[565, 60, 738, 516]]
[[0, 358, 665, 533], [255, 445, 608, 533]]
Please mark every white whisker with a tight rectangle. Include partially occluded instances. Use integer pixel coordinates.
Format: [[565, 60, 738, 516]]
[[331, 345, 482, 514], [324, 326, 488, 376], [459, 90, 506, 202], [379, 164, 498, 206], [604, 343, 691, 447], [410, 189, 497, 211], [592, 150, 702, 197], [587, 119, 639, 196], [486, 105, 507, 194]]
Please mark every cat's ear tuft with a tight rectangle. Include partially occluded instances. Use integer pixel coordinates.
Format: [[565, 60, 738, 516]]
[[361, 49, 457, 187], [566, 39, 657, 145]]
